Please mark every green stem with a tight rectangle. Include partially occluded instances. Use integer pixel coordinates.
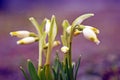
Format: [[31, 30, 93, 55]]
[[45, 40, 52, 65], [29, 17, 42, 74], [38, 40, 42, 75], [68, 26, 74, 68], [68, 41, 72, 68], [68, 26, 74, 80]]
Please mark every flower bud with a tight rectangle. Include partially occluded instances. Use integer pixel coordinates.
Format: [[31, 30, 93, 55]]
[[17, 37, 38, 45], [45, 19, 51, 33], [83, 27, 100, 45], [53, 41, 61, 47], [61, 46, 69, 53], [10, 30, 30, 38]]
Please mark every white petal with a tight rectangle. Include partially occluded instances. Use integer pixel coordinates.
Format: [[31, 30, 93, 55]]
[[83, 28, 100, 45], [84, 26, 100, 34], [17, 37, 36, 44], [10, 30, 30, 38]]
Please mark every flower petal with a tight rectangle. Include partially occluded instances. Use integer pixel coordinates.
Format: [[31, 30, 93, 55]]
[[83, 28, 100, 45], [17, 37, 38, 45], [10, 30, 30, 38]]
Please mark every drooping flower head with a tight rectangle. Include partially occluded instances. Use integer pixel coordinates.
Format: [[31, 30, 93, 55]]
[[82, 26, 100, 45], [17, 37, 38, 45], [10, 30, 30, 38]]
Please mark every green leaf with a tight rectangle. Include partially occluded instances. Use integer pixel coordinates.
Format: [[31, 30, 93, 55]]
[[29, 17, 42, 36], [39, 18, 47, 35], [65, 58, 70, 80], [20, 66, 29, 80], [62, 20, 70, 31], [45, 65, 53, 80], [72, 13, 94, 27], [74, 55, 81, 80], [39, 68, 46, 80], [49, 15, 57, 43], [61, 20, 71, 47], [52, 67, 57, 80], [27, 59, 40, 80], [61, 35, 66, 46], [39, 32, 47, 57], [52, 53, 68, 80]]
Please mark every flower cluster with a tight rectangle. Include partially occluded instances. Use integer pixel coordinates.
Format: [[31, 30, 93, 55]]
[[61, 13, 100, 54], [10, 13, 100, 80], [10, 30, 38, 44]]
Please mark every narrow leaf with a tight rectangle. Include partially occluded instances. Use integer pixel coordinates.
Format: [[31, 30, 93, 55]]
[[49, 15, 57, 42], [39, 18, 47, 35], [29, 17, 42, 36], [65, 58, 70, 80], [72, 13, 94, 26], [27, 59, 40, 80], [62, 20, 70, 30], [20, 66, 29, 80], [40, 68, 46, 80], [45, 65, 53, 80], [74, 55, 81, 80]]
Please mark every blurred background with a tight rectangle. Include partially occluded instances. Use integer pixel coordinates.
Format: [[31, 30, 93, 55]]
[[0, 0, 120, 80]]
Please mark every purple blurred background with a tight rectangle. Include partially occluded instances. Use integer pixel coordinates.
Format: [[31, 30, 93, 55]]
[[0, 0, 120, 80]]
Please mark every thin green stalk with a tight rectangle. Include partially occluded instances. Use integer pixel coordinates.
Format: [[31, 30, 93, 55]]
[[45, 39, 52, 65], [68, 26, 74, 68], [29, 17, 42, 74], [68, 26, 74, 80], [38, 40, 42, 75], [68, 41, 72, 68]]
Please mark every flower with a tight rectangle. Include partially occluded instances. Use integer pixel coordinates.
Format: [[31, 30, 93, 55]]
[[61, 46, 69, 53], [83, 27, 100, 45], [10, 30, 30, 38], [45, 19, 51, 33], [17, 37, 38, 45]]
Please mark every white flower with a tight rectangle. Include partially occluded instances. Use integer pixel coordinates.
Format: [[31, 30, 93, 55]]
[[84, 26, 100, 34], [10, 30, 30, 38], [61, 46, 69, 53], [17, 37, 38, 45], [45, 19, 51, 33], [83, 27, 100, 45]]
